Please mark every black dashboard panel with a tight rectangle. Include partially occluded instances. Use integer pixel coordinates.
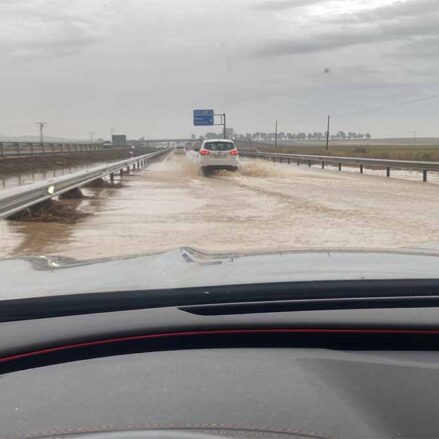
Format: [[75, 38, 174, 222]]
[[1, 347, 439, 439], [3, 305, 439, 360]]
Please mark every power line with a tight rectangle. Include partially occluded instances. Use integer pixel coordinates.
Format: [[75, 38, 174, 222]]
[[0, 121, 37, 125], [333, 92, 439, 118], [287, 91, 439, 128]]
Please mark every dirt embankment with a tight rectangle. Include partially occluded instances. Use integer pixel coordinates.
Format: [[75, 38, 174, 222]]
[[0, 148, 156, 175]]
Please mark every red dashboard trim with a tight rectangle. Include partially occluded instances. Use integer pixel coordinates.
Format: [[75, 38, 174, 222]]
[[1, 328, 438, 364]]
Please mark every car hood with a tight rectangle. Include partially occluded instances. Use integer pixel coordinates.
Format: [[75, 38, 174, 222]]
[[1, 248, 439, 300]]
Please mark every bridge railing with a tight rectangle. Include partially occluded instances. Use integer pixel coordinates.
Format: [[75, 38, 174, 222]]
[[0, 142, 131, 158], [0, 149, 169, 219], [237, 149, 439, 182]]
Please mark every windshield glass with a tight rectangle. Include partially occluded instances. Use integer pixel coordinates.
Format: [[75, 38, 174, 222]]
[[1, 0, 439, 298]]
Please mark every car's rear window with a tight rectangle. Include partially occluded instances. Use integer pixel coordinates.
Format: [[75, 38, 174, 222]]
[[204, 142, 235, 151]]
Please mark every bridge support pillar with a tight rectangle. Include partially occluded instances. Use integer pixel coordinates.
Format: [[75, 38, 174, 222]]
[[60, 187, 83, 199]]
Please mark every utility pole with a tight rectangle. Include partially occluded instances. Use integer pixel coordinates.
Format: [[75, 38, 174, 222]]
[[223, 113, 227, 139], [325, 115, 331, 151], [275, 120, 278, 150], [35, 122, 47, 146]]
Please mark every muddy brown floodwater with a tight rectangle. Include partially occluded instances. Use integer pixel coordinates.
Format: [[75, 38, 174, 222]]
[[1, 154, 439, 260]]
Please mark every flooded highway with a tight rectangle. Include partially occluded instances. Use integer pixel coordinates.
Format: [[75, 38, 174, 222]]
[[1, 153, 439, 260], [0, 161, 120, 191]]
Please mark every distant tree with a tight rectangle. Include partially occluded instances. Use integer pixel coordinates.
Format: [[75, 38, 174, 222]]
[[205, 132, 219, 139], [365, 133, 371, 139]]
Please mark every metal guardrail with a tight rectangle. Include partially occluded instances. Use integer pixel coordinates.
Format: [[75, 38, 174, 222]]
[[0, 150, 169, 219], [239, 150, 439, 182], [0, 142, 131, 158]]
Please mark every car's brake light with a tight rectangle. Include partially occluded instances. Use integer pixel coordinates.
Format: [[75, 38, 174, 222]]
[[229, 149, 239, 156], [200, 149, 210, 156]]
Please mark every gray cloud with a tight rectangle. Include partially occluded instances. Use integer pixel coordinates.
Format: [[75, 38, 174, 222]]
[[330, 0, 439, 23], [0, 0, 108, 59], [253, 0, 439, 57], [252, 0, 323, 10]]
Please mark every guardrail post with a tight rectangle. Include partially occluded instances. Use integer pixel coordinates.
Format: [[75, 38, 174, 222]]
[[423, 170, 428, 182], [360, 164, 364, 174], [52, 144, 55, 154], [120, 169, 124, 177], [110, 173, 114, 183], [16, 143, 20, 155], [322, 161, 325, 169], [126, 166, 130, 174], [386, 167, 390, 177], [0, 143, 3, 157], [287, 158, 290, 164], [297, 159, 300, 166], [30, 143, 34, 155], [308, 160, 311, 167], [338, 162, 341, 171]]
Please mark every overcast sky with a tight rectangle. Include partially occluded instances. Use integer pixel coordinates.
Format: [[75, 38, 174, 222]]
[[1, 0, 439, 139]]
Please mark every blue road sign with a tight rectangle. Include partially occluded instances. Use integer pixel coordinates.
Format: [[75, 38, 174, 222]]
[[193, 109, 214, 126]]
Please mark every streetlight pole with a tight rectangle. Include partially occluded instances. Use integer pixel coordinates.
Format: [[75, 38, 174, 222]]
[[325, 115, 331, 151], [35, 122, 47, 151]]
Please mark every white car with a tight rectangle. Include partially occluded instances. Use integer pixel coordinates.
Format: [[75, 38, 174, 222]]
[[175, 145, 185, 155], [196, 139, 240, 174]]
